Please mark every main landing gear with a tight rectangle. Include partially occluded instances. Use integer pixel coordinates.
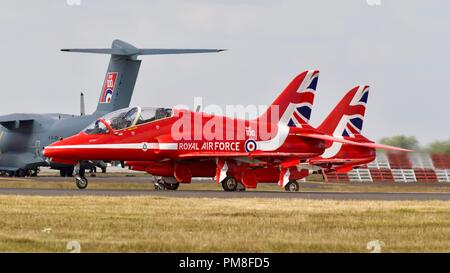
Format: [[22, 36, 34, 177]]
[[153, 177, 180, 191], [221, 176, 299, 192], [1, 168, 39, 177], [74, 162, 88, 189], [284, 181, 299, 192], [60, 167, 74, 177], [221, 176, 246, 192]]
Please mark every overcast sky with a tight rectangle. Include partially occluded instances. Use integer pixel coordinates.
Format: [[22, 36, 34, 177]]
[[0, 0, 448, 145]]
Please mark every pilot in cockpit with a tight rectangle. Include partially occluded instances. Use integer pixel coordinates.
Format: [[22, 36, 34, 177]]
[[84, 107, 173, 135]]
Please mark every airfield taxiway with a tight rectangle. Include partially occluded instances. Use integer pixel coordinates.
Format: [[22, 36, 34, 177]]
[[1, 187, 450, 200], [1, 175, 450, 200]]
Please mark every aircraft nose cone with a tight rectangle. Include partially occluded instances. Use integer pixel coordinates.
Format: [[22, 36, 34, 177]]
[[43, 141, 64, 158], [43, 147, 50, 157], [43, 146, 55, 157]]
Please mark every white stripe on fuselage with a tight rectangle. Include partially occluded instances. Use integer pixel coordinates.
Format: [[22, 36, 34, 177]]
[[158, 143, 178, 150], [46, 125, 290, 153], [45, 143, 159, 150]]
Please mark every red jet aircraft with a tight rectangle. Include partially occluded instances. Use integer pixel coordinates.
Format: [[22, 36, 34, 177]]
[[129, 84, 378, 191], [43, 70, 409, 190]]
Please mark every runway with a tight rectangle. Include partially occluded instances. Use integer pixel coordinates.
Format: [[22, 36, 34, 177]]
[[1, 187, 450, 200], [2, 175, 450, 200]]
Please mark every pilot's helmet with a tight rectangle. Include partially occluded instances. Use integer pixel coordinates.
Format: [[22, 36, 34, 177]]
[[155, 108, 166, 119]]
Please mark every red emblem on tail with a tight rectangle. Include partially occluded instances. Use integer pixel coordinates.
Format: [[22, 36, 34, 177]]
[[100, 72, 118, 103]]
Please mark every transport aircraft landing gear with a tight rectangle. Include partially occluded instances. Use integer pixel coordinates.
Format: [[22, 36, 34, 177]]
[[221, 176, 238, 191], [284, 181, 299, 192], [153, 177, 180, 191], [30, 168, 39, 177], [60, 167, 74, 177], [15, 169, 27, 177], [74, 163, 88, 189]]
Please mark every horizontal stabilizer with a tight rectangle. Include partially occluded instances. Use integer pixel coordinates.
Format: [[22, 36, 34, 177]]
[[61, 48, 226, 56], [348, 141, 414, 152], [294, 131, 413, 152], [62, 39, 225, 56]]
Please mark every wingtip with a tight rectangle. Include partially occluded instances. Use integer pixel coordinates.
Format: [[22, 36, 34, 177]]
[[374, 146, 415, 153]]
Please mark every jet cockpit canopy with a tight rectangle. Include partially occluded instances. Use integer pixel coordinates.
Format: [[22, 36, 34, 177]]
[[84, 106, 172, 134]]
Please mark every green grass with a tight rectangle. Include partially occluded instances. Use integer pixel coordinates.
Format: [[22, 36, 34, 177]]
[[1, 196, 450, 252]]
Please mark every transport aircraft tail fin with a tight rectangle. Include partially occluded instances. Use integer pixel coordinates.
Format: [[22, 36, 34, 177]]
[[62, 39, 225, 116]]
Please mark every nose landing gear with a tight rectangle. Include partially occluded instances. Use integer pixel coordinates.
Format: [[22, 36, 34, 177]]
[[74, 162, 88, 189]]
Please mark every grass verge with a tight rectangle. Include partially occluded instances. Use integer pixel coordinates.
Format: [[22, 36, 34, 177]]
[[1, 196, 450, 252]]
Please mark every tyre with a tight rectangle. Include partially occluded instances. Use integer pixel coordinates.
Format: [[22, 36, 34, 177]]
[[16, 169, 27, 177], [164, 182, 180, 190], [75, 176, 88, 189], [284, 181, 299, 192], [221, 177, 238, 191], [154, 178, 166, 190], [30, 169, 38, 177], [236, 182, 246, 192]]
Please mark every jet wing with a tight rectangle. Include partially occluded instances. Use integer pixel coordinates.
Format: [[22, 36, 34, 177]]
[[308, 158, 351, 164], [308, 157, 373, 165]]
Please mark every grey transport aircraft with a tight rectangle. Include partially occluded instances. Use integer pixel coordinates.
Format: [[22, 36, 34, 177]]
[[0, 39, 223, 177]]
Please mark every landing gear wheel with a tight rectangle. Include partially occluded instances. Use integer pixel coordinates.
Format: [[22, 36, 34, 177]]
[[153, 178, 166, 190], [236, 182, 246, 192], [16, 169, 27, 177], [284, 181, 299, 192], [222, 177, 238, 191], [164, 182, 180, 190], [75, 176, 88, 189], [74, 163, 87, 189], [30, 169, 39, 177]]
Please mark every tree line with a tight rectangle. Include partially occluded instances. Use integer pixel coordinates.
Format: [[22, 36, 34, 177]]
[[379, 136, 450, 154]]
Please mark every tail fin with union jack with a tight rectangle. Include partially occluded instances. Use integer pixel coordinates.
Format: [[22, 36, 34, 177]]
[[257, 70, 319, 128]]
